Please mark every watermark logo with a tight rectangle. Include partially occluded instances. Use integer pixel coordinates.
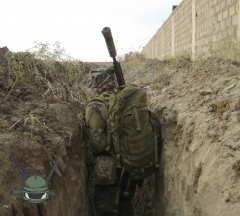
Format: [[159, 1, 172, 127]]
[[10, 155, 59, 206]]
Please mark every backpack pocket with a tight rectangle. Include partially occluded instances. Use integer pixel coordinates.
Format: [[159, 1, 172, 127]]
[[94, 156, 117, 185], [120, 111, 154, 174]]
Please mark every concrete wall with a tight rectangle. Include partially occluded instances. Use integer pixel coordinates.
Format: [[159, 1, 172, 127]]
[[142, 0, 239, 59]]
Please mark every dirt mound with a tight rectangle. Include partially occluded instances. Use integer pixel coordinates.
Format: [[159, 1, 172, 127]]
[[0, 47, 89, 216]]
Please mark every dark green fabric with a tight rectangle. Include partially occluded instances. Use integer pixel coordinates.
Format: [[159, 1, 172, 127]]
[[108, 85, 160, 180], [86, 86, 161, 179]]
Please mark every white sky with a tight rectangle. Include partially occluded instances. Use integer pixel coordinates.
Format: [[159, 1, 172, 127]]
[[0, 0, 182, 62]]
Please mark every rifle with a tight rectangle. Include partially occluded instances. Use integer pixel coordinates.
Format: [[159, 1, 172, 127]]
[[101, 27, 125, 86]]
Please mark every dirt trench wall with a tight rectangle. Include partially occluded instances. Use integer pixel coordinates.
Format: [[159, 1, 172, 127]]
[[129, 59, 240, 216], [0, 47, 89, 216]]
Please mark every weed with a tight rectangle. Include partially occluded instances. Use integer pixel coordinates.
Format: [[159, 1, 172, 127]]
[[24, 114, 40, 137], [4, 51, 32, 100], [0, 119, 10, 132], [53, 137, 64, 150], [26, 42, 72, 62]]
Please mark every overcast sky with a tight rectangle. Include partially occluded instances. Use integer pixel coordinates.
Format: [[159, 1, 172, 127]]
[[0, 0, 182, 62]]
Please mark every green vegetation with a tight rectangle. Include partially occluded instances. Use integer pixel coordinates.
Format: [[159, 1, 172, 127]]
[[53, 137, 64, 150], [4, 51, 26, 100], [24, 114, 40, 137]]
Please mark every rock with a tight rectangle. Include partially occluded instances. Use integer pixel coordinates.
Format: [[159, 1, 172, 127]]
[[229, 65, 239, 75], [34, 135, 43, 144], [199, 89, 212, 96], [231, 111, 240, 116], [233, 102, 240, 111], [223, 84, 235, 93], [231, 60, 240, 66], [162, 88, 168, 93], [220, 59, 231, 64], [32, 108, 45, 116], [1, 104, 13, 115], [16, 127, 23, 132], [222, 111, 230, 120], [231, 78, 239, 85], [32, 128, 45, 137], [23, 95, 35, 101], [222, 79, 231, 84], [2, 115, 11, 120], [210, 77, 218, 82], [48, 95, 59, 104], [10, 116, 19, 123], [7, 78, 14, 88], [15, 89, 21, 97], [162, 80, 170, 86]]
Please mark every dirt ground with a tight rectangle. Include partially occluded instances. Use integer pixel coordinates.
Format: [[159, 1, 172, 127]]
[[0, 46, 240, 216]]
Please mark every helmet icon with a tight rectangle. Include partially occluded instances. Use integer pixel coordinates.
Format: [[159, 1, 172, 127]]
[[10, 155, 59, 206]]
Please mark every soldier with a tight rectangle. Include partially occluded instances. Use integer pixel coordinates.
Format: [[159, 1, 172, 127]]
[[85, 27, 162, 216], [85, 68, 137, 216]]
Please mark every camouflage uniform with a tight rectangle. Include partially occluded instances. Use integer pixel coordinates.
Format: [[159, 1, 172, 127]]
[[85, 69, 136, 216]]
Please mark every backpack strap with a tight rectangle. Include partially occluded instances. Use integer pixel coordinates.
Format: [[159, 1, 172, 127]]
[[114, 134, 121, 168], [105, 118, 111, 151], [124, 176, 132, 197], [154, 129, 160, 168], [132, 102, 141, 131], [113, 167, 125, 214], [108, 93, 122, 168]]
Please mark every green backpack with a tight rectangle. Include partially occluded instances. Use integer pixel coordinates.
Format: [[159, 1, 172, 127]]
[[89, 86, 160, 172], [87, 85, 161, 210]]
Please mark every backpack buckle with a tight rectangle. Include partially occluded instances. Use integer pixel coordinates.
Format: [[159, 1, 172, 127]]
[[113, 203, 119, 214], [131, 101, 136, 107], [110, 128, 116, 133], [118, 98, 124, 105]]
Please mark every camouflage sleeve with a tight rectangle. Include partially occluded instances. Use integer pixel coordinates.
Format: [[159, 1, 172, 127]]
[[89, 128, 107, 154]]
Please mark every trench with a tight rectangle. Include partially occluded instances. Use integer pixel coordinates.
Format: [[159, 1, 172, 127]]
[[1, 46, 240, 216]]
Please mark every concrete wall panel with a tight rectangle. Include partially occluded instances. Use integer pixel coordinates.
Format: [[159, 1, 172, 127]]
[[142, 0, 239, 59]]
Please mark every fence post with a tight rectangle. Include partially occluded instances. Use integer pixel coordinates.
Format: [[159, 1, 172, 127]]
[[192, 0, 196, 60], [162, 28, 164, 60], [171, 15, 175, 57], [238, 0, 240, 38]]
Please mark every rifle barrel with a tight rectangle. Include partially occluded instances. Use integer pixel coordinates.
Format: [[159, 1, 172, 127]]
[[101, 27, 117, 59], [101, 27, 125, 86]]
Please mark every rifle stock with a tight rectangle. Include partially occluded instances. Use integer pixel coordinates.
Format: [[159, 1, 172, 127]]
[[101, 27, 125, 86]]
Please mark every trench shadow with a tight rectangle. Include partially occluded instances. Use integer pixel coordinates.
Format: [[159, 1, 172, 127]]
[[153, 125, 167, 216]]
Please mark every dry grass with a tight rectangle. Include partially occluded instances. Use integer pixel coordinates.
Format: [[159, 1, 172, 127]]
[[3, 42, 89, 106], [122, 38, 240, 82], [117, 38, 240, 106], [119, 51, 146, 64], [199, 38, 240, 63]]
